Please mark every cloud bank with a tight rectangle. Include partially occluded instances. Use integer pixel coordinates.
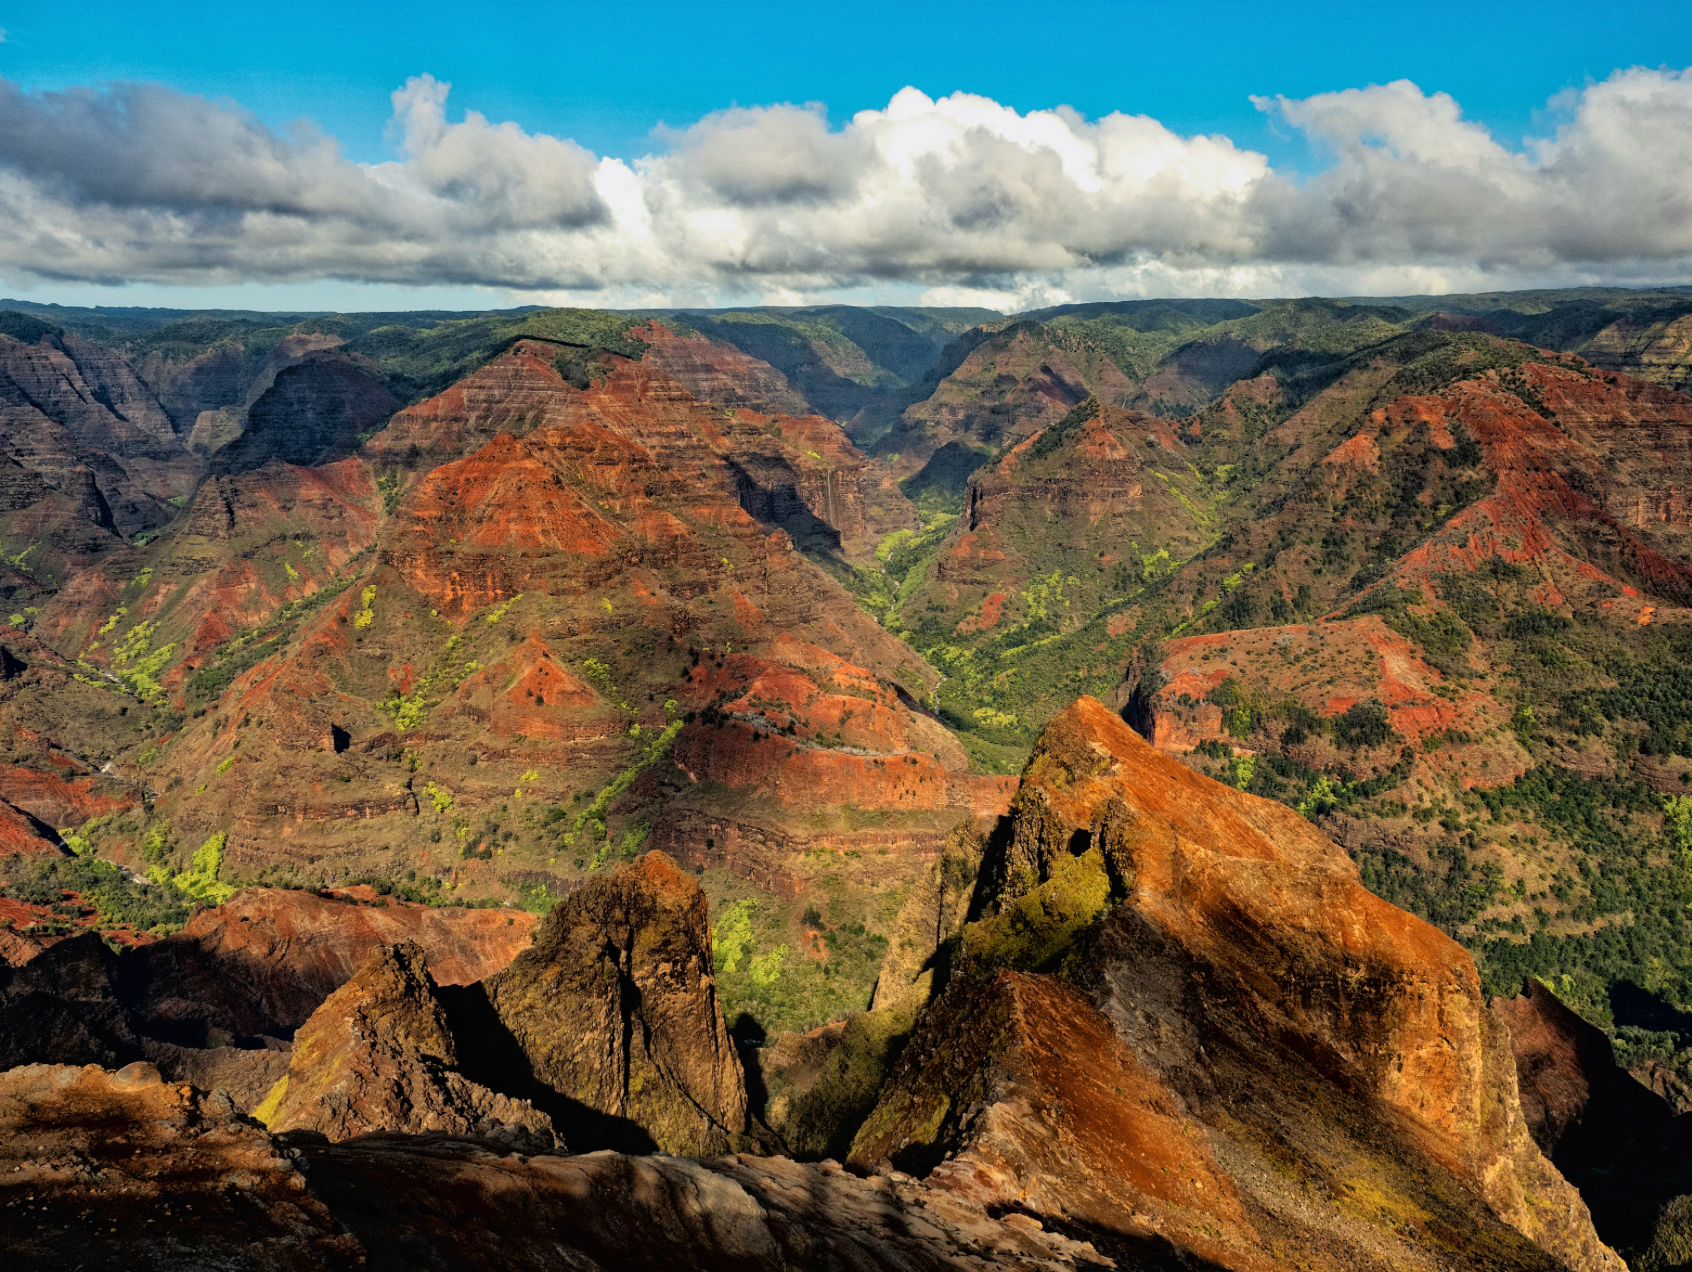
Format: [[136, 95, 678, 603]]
[[1, 67, 1690, 306]]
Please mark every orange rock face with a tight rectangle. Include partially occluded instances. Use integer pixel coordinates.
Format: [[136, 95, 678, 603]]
[[0, 797, 57, 857], [374, 345, 885, 614], [1375, 365, 1692, 607], [853, 697, 1621, 1272], [0, 760, 136, 827], [449, 634, 615, 741], [37, 454, 381, 691]]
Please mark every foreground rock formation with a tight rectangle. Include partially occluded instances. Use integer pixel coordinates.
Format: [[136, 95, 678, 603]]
[[851, 696, 1621, 1272], [257, 941, 555, 1151], [0, 932, 139, 1071], [0, 855, 746, 1159], [476, 850, 751, 1155], [0, 1061, 1105, 1271], [130, 885, 538, 1039], [0, 886, 541, 1118], [17, 293, 1692, 1265]]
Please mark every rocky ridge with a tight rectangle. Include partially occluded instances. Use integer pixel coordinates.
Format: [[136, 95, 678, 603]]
[[15, 293, 1692, 1268], [851, 697, 1621, 1272], [0, 703, 1647, 1271]]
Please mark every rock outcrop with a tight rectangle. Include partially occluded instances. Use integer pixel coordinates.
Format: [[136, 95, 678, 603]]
[[1495, 978, 1692, 1266], [0, 883, 540, 1115], [0, 932, 140, 1071], [1495, 978, 1669, 1161], [0, 1060, 1105, 1271], [138, 1036, 291, 1113], [851, 696, 1622, 1272], [477, 851, 749, 1155], [258, 941, 555, 1151]]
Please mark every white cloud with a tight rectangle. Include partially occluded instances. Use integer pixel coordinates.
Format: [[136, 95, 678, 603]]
[[0, 69, 1690, 302]]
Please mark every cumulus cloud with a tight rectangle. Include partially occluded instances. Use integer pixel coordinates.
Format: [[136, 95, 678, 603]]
[[0, 68, 1690, 302], [661, 102, 876, 206], [378, 75, 604, 230]]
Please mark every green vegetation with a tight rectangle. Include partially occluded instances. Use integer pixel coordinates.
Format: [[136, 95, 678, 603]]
[[157, 831, 239, 904], [484, 593, 521, 624], [961, 848, 1112, 973], [337, 307, 648, 402], [713, 898, 757, 974], [1317, 626, 1692, 1077], [2, 850, 192, 932], [580, 656, 632, 710], [1026, 395, 1100, 461], [768, 995, 925, 1159], [344, 869, 451, 906], [712, 893, 891, 1035], [1354, 839, 1505, 933], [562, 720, 685, 857], [378, 623, 507, 731], [376, 471, 402, 515], [553, 347, 610, 389], [186, 561, 368, 702]]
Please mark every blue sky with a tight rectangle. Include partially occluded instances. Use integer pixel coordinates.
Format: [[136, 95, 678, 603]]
[[2, 1, 1692, 311], [11, 0, 1690, 162]]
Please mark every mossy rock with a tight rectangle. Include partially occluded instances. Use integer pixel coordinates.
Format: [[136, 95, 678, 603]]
[[962, 847, 1111, 974]]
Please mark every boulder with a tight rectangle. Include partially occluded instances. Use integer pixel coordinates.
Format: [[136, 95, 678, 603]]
[[257, 941, 555, 1152]]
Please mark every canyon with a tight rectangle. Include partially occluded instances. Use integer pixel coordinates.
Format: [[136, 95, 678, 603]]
[[7, 288, 1692, 1266]]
